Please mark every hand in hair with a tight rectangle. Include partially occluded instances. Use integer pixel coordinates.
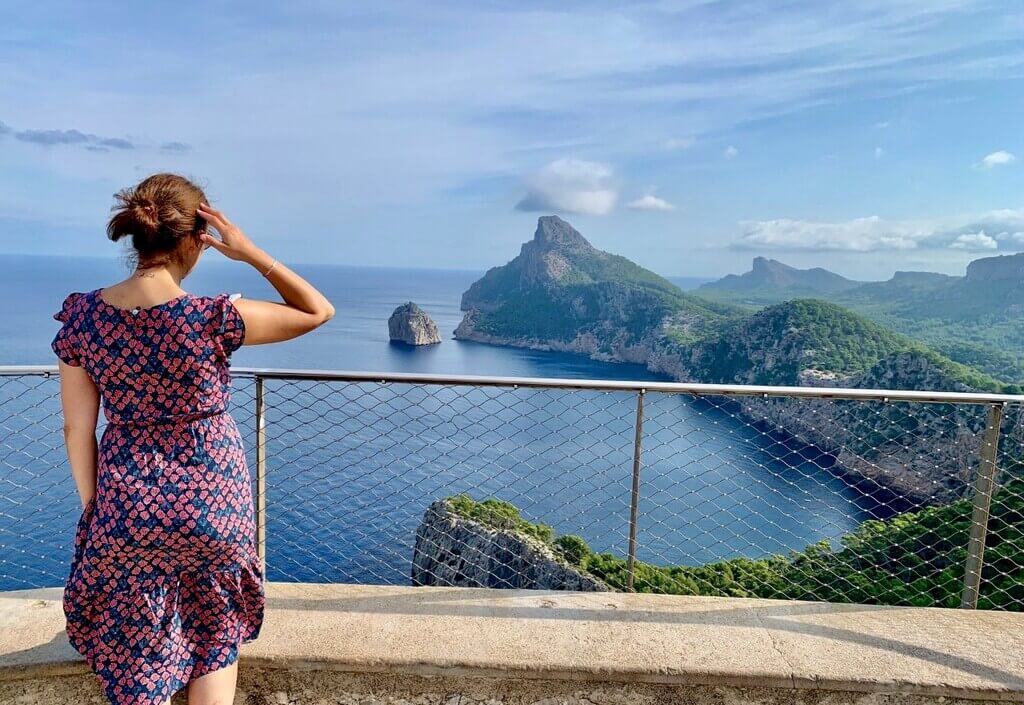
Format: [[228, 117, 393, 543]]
[[196, 204, 259, 262]]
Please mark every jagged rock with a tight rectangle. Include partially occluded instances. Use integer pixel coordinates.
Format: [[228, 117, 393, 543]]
[[411, 499, 609, 591], [388, 302, 441, 346]]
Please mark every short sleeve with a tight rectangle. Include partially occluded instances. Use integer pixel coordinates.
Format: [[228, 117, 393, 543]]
[[51, 292, 84, 367], [212, 292, 246, 359]]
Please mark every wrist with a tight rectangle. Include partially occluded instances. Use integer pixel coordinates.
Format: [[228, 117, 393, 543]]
[[244, 248, 274, 270]]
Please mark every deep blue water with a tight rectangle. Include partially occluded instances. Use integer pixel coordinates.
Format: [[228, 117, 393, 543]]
[[0, 254, 883, 590]]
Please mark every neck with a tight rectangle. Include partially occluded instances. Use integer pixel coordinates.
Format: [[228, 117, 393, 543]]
[[133, 263, 186, 286]]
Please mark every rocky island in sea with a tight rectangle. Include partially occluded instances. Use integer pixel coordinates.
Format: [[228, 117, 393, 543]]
[[388, 302, 442, 346], [455, 215, 1022, 506]]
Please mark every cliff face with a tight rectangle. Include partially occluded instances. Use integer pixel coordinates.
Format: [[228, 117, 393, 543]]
[[965, 252, 1024, 282], [388, 302, 441, 346], [455, 216, 1023, 506], [411, 499, 609, 591]]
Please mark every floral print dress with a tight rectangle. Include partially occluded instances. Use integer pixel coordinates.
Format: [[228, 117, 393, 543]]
[[51, 288, 265, 705]]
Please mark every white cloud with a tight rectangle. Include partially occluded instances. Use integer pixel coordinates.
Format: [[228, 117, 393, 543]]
[[979, 150, 1016, 168], [733, 209, 1024, 253], [874, 146, 886, 159], [724, 145, 738, 159], [950, 232, 998, 250], [873, 121, 891, 129], [664, 136, 696, 151], [626, 194, 677, 211], [515, 158, 617, 216]]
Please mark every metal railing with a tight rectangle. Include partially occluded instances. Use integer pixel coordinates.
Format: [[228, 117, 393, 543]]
[[2, 365, 1023, 609]]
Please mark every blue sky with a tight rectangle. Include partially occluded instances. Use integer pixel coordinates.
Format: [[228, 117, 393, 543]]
[[1, 1, 1022, 279]]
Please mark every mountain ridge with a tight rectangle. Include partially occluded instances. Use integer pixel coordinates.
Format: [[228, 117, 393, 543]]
[[696, 251, 1024, 383], [455, 216, 1023, 505]]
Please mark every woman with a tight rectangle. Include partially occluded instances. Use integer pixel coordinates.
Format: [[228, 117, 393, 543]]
[[51, 172, 335, 705]]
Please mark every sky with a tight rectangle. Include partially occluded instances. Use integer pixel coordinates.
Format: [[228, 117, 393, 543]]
[[1, 0, 1022, 280]]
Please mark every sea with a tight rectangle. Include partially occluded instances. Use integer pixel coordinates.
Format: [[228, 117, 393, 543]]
[[0, 254, 887, 590]]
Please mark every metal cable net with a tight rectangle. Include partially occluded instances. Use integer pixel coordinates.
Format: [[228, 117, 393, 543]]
[[2, 369, 1022, 611]]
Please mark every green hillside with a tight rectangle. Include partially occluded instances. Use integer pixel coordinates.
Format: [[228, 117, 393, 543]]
[[696, 254, 1024, 384], [447, 487, 1024, 610]]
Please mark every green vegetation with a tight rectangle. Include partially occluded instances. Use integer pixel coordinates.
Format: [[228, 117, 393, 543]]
[[446, 486, 1024, 610], [460, 216, 1023, 395], [447, 494, 555, 544], [694, 258, 1024, 385], [472, 282, 702, 346]]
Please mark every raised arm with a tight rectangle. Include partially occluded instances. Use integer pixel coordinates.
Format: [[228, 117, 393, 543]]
[[57, 361, 100, 507], [197, 204, 335, 345]]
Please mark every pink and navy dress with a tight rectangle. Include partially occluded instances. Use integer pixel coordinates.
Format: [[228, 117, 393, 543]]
[[51, 288, 265, 705]]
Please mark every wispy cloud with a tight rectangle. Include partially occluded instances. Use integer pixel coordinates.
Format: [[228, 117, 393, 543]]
[[978, 150, 1016, 169], [626, 193, 677, 212], [161, 142, 190, 153], [515, 159, 617, 216], [733, 209, 1024, 253], [5, 122, 135, 150]]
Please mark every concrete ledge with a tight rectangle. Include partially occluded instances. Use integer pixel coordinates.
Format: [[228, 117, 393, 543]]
[[2, 583, 1023, 703]]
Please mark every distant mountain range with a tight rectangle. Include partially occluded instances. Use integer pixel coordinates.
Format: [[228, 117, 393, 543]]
[[697, 253, 1024, 383], [455, 215, 1023, 505], [700, 256, 862, 296]]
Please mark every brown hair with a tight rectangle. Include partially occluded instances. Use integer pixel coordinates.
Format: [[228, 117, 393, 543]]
[[107, 173, 208, 267]]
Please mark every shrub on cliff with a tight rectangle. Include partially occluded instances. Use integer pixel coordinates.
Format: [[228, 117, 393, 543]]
[[446, 481, 1024, 610]]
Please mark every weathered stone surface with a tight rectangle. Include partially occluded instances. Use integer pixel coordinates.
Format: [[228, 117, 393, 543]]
[[388, 302, 441, 346], [410, 499, 608, 591], [5, 584, 1024, 704]]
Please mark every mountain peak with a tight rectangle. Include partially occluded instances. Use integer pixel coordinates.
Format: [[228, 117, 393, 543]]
[[461, 216, 683, 313], [700, 257, 858, 294], [533, 215, 593, 250], [751, 257, 791, 274]]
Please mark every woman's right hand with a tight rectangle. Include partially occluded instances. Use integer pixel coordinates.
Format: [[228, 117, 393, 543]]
[[196, 202, 335, 344], [197, 204, 264, 264]]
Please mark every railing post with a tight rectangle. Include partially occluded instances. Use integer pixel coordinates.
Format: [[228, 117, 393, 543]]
[[961, 402, 1004, 609], [626, 389, 645, 592], [255, 375, 268, 577]]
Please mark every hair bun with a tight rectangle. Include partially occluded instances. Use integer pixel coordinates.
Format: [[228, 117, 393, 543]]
[[130, 198, 162, 238], [106, 173, 208, 264]]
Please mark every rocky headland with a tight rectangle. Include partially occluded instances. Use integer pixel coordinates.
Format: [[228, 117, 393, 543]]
[[455, 216, 1023, 506], [411, 497, 608, 591]]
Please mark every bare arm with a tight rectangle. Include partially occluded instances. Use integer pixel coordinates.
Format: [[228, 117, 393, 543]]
[[197, 203, 335, 345], [57, 361, 100, 507]]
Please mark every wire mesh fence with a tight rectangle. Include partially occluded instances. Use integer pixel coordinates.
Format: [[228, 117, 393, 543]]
[[1, 366, 1022, 610]]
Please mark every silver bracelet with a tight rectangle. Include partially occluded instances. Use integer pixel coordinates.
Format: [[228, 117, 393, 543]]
[[261, 259, 279, 277]]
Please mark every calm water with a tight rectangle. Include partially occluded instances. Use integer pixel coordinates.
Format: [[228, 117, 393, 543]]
[[0, 254, 883, 589]]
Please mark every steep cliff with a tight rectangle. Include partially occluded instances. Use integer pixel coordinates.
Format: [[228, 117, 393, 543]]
[[411, 496, 608, 591]]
